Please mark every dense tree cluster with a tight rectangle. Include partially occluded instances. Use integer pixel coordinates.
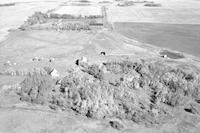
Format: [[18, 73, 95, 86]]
[[20, 11, 103, 30], [18, 59, 200, 126]]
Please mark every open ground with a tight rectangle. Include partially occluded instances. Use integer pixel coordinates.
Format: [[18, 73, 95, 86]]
[[1, 0, 200, 133]]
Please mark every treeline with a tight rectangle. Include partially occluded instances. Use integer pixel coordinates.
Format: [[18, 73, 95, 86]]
[[50, 13, 103, 19], [26, 11, 103, 23], [0, 3, 15, 7], [51, 22, 91, 31], [20, 11, 103, 30], [18, 59, 200, 125]]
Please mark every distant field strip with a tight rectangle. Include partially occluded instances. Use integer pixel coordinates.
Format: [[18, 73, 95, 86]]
[[107, 6, 200, 24], [53, 5, 102, 16], [115, 22, 200, 58]]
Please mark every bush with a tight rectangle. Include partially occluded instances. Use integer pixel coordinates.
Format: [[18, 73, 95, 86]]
[[83, 64, 104, 80], [117, 1, 134, 6], [0, 3, 15, 7], [20, 12, 48, 30], [49, 13, 61, 19], [103, 60, 143, 74], [144, 3, 161, 7], [61, 14, 76, 19], [19, 73, 55, 104], [60, 60, 200, 123], [79, 0, 90, 3]]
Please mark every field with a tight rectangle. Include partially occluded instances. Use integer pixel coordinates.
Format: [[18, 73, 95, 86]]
[[53, 6, 102, 16], [115, 22, 200, 57], [107, 0, 200, 24], [1, 0, 200, 133], [0, 0, 65, 42]]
